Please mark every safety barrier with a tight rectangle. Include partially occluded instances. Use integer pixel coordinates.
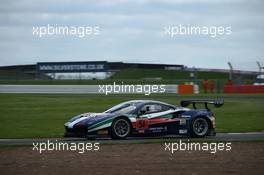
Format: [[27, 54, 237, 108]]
[[224, 85, 264, 93], [178, 84, 199, 94]]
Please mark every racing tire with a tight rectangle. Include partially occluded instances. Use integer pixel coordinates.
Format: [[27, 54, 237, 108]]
[[110, 118, 131, 139], [190, 117, 209, 138]]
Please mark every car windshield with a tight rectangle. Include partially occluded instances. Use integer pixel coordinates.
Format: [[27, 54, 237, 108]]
[[104, 101, 140, 115]]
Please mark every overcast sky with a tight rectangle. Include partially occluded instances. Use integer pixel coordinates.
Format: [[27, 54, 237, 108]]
[[0, 0, 264, 70]]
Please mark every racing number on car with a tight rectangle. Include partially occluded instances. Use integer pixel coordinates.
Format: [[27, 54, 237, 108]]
[[136, 118, 149, 129]]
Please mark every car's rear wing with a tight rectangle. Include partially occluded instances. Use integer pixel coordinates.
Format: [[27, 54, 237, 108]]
[[180, 99, 224, 110]]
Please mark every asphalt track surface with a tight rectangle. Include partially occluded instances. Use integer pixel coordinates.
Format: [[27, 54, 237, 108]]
[[0, 132, 264, 145]]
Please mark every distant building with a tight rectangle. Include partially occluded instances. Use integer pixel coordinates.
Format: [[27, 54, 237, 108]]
[[0, 61, 185, 80], [36, 61, 184, 80]]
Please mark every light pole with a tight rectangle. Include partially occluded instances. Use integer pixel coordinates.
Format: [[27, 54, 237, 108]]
[[228, 62, 233, 80]]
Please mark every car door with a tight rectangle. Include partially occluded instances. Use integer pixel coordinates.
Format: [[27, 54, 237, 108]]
[[135, 103, 171, 133]]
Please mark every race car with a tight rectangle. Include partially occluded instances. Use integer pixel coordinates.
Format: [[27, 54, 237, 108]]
[[64, 99, 223, 139]]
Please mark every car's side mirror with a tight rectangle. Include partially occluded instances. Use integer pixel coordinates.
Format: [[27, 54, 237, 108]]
[[139, 109, 146, 115]]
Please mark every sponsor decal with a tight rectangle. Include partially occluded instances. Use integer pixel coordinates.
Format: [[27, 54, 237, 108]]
[[179, 129, 188, 134], [180, 118, 186, 125], [97, 130, 108, 135]]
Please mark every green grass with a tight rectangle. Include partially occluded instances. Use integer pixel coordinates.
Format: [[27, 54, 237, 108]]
[[0, 94, 263, 138]]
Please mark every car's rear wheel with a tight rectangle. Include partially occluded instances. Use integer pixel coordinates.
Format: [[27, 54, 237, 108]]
[[191, 117, 209, 137], [111, 118, 131, 139]]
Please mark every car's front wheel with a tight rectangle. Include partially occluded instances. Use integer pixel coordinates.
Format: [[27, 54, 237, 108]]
[[111, 118, 131, 139], [191, 117, 209, 137]]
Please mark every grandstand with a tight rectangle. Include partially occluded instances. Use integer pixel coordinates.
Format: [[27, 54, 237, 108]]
[[0, 64, 36, 80]]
